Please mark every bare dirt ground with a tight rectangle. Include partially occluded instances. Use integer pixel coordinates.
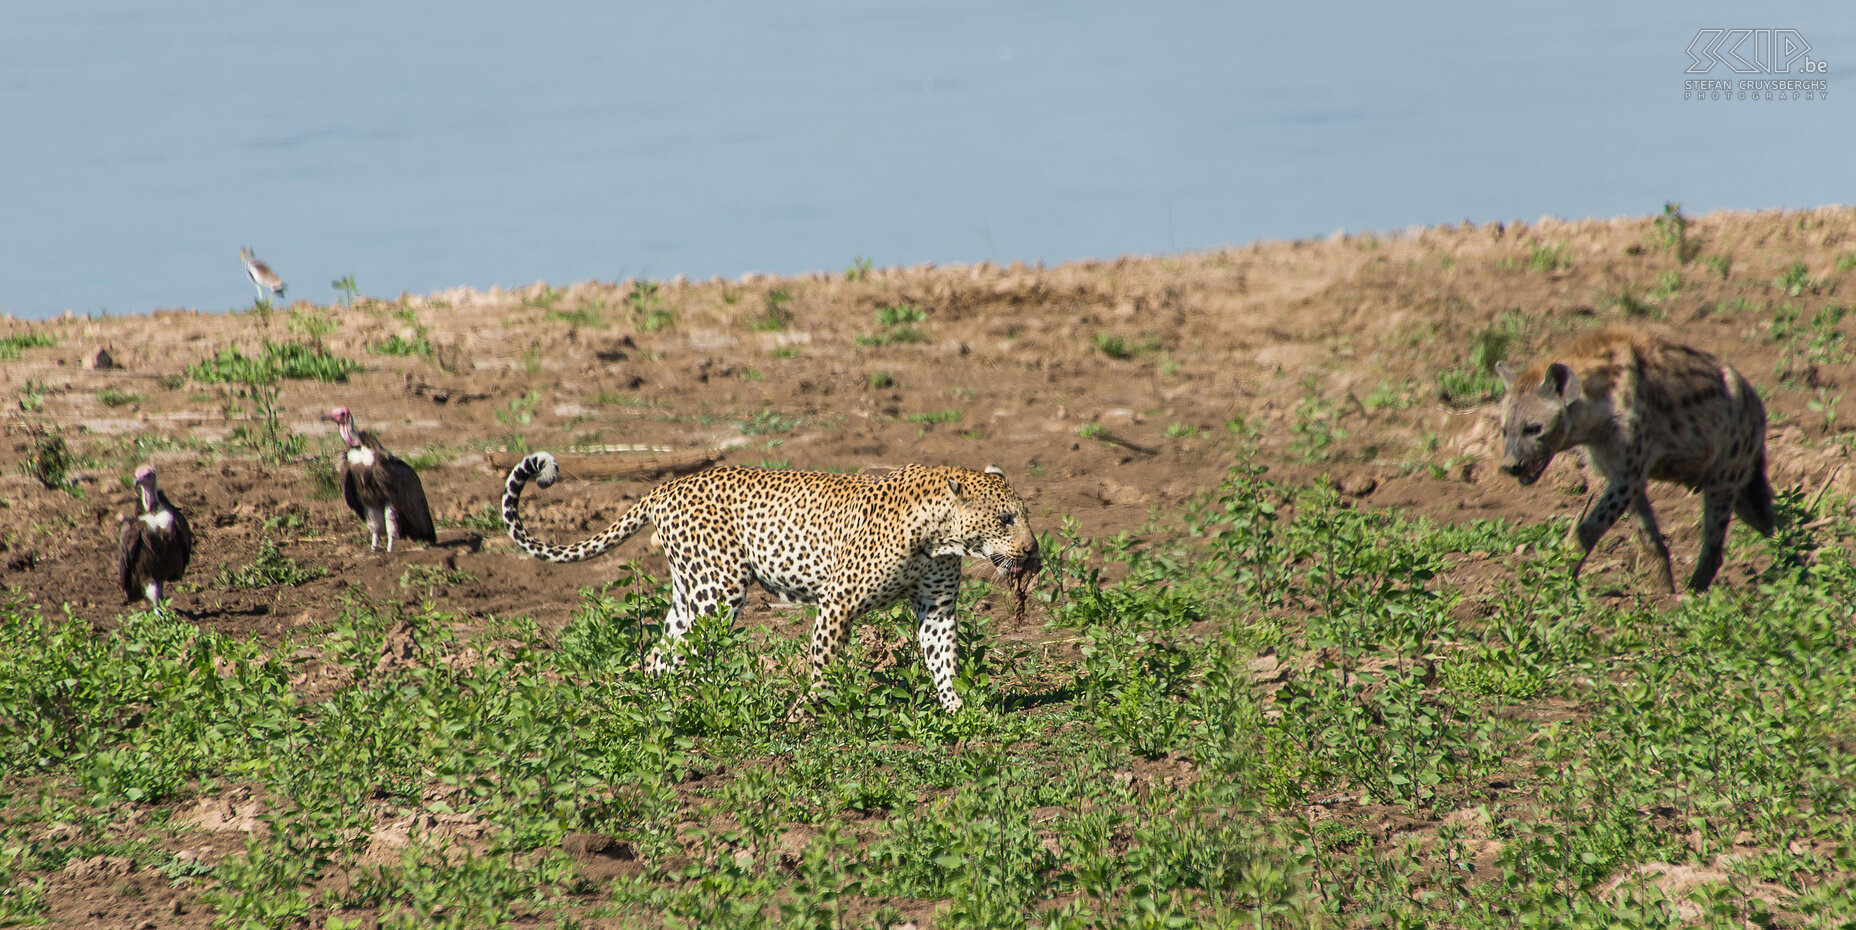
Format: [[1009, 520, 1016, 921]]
[[4, 206, 1855, 925]]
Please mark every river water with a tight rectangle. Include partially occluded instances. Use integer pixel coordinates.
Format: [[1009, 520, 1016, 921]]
[[1, 1, 1849, 319]]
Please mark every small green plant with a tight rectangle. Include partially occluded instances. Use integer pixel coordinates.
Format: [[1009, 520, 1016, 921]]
[[289, 307, 337, 350], [1288, 393, 1345, 462], [522, 285, 564, 310], [867, 371, 895, 389], [17, 379, 48, 412], [737, 410, 803, 435], [1837, 252, 1856, 274], [1647, 270, 1683, 301], [495, 391, 540, 451], [844, 256, 874, 282], [753, 288, 794, 331], [1704, 255, 1732, 279], [331, 274, 360, 307], [546, 298, 609, 329], [400, 564, 475, 597], [226, 379, 305, 462], [905, 409, 962, 425], [875, 304, 924, 327], [1164, 422, 1200, 439], [1775, 261, 1818, 297], [770, 345, 800, 359], [443, 502, 503, 533], [214, 539, 328, 588], [0, 330, 56, 360], [1652, 201, 1699, 262], [1363, 380, 1418, 411], [188, 342, 361, 384], [1525, 242, 1571, 273], [1609, 289, 1657, 318], [372, 333, 433, 357], [97, 388, 144, 408], [1094, 333, 1131, 360], [1437, 316, 1521, 407], [1078, 423, 1108, 440], [1808, 388, 1842, 434], [23, 430, 71, 489], [856, 304, 928, 346], [305, 459, 342, 500], [626, 280, 676, 332]]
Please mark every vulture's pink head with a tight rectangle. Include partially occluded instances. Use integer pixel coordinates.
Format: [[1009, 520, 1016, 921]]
[[133, 464, 159, 507], [323, 407, 360, 447]]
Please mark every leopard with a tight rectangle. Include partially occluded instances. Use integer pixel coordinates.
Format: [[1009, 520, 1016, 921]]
[[1495, 325, 1776, 593], [501, 452, 1041, 711]]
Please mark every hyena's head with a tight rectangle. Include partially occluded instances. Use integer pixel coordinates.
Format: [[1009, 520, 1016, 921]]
[[1494, 361, 1580, 486]]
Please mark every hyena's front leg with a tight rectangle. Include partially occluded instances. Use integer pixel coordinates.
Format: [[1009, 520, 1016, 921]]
[[1628, 493, 1678, 594], [1571, 476, 1644, 580]]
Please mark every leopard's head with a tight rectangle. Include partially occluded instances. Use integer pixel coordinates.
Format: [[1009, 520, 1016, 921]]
[[940, 465, 1041, 580], [1495, 360, 1579, 487]]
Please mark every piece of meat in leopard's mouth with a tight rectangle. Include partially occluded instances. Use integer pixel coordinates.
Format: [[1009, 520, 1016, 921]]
[[990, 553, 1038, 578]]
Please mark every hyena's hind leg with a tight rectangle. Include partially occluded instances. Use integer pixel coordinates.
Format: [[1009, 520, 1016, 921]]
[[1688, 487, 1736, 593], [1733, 451, 1778, 537], [1628, 493, 1679, 594]]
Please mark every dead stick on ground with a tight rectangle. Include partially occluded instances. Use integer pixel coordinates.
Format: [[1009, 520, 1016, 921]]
[[483, 449, 722, 481]]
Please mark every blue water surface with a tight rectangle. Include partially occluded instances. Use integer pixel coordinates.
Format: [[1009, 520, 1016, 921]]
[[0, 1, 1849, 318]]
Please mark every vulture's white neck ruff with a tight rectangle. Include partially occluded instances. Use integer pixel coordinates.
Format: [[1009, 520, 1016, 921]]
[[346, 446, 377, 468], [140, 510, 174, 531]]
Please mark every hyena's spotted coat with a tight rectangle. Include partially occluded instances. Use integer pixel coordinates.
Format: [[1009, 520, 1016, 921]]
[[1495, 326, 1776, 593]]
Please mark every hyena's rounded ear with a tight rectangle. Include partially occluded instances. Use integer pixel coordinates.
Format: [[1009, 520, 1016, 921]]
[[1541, 362, 1580, 400], [983, 464, 1005, 477], [1494, 361, 1518, 388]]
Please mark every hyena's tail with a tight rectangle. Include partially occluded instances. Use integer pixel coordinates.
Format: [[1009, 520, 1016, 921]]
[[501, 451, 653, 563], [1735, 449, 1778, 537]]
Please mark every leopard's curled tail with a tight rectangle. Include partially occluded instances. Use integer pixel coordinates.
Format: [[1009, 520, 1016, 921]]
[[502, 452, 653, 563]]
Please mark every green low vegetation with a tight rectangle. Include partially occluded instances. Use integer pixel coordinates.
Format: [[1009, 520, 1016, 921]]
[[1438, 316, 1523, 408], [97, 387, 144, 408], [3, 461, 1850, 926], [188, 341, 362, 384], [213, 539, 329, 589], [856, 304, 929, 347], [0, 330, 56, 359]]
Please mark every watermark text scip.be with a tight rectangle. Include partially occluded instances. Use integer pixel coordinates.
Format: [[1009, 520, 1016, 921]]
[[1683, 28, 1828, 101]]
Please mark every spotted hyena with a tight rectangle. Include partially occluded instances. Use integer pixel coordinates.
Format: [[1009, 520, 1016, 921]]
[[1494, 325, 1776, 593]]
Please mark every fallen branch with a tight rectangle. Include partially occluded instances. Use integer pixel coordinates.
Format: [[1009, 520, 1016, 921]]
[[483, 448, 722, 481]]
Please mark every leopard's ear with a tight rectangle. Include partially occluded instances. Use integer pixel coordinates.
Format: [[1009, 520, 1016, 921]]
[[983, 464, 1005, 478], [946, 476, 965, 498]]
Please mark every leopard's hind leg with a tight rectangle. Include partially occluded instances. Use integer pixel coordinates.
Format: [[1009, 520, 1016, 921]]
[[645, 544, 749, 674]]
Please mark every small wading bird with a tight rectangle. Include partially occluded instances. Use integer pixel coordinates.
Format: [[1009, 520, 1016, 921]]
[[239, 246, 285, 303], [324, 407, 437, 552], [119, 464, 194, 615]]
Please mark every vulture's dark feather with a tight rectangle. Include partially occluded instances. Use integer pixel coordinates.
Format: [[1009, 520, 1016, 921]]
[[338, 431, 436, 546], [118, 490, 193, 607]]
